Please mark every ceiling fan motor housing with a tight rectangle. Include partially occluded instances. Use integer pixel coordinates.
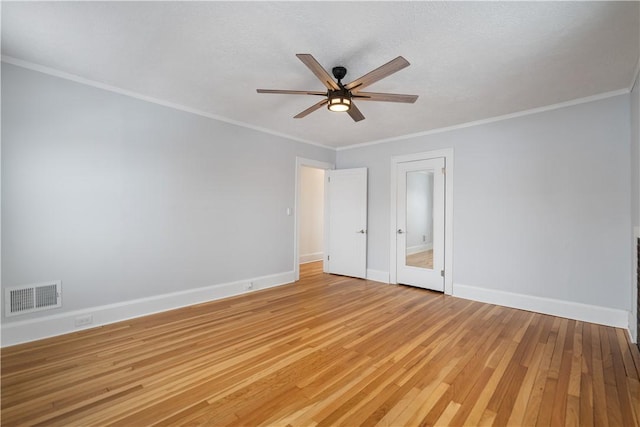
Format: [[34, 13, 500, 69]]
[[329, 67, 351, 111], [332, 66, 347, 82]]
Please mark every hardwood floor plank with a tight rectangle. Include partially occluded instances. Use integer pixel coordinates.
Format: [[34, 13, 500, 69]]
[[591, 323, 610, 427], [409, 382, 451, 426], [565, 395, 580, 427], [374, 386, 421, 427], [607, 327, 637, 427], [1, 261, 638, 427], [520, 333, 558, 425], [507, 342, 547, 425], [448, 366, 494, 426], [433, 400, 461, 426], [479, 408, 497, 426], [551, 319, 576, 425], [462, 339, 520, 426]]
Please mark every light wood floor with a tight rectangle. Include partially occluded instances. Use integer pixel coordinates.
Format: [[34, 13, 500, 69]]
[[2, 261, 639, 426], [406, 249, 434, 269]]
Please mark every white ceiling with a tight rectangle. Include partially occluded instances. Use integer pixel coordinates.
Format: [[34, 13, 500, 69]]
[[2, 1, 639, 149]]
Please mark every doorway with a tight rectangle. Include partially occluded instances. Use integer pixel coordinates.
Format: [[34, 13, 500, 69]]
[[390, 149, 454, 294], [294, 157, 333, 281], [299, 166, 325, 264]]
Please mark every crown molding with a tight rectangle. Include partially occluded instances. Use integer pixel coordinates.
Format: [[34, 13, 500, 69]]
[[337, 88, 631, 151], [1, 56, 336, 152], [3, 56, 633, 153]]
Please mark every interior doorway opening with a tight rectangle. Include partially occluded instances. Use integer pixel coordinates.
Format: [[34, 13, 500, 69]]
[[294, 157, 333, 282], [299, 166, 325, 266]]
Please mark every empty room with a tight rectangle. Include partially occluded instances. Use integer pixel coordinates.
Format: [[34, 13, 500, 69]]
[[2, 1, 639, 426]]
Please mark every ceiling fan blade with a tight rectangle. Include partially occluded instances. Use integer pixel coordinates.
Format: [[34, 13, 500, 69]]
[[345, 56, 410, 91], [352, 92, 418, 103], [296, 54, 340, 91], [257, 89, 326, 96], [294, 99, 329, 119], [347, 103, 365, 122]]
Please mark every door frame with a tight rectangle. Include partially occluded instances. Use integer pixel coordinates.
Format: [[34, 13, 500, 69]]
[[294, 157, 334, 281], [389, 148, 454, 294]]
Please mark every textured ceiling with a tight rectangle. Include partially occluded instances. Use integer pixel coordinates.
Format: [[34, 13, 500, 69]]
[[2, 1, 639, 149]]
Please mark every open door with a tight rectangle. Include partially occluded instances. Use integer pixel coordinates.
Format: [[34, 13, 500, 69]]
[[326, 168, 367, 279]]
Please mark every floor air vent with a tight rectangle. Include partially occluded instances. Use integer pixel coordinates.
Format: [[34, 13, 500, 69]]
[[5, 281, 61, 317]]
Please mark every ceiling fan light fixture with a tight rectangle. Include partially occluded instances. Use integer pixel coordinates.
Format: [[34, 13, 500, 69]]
[[257, 54, 417, 121], [327, 90, 351, 112]]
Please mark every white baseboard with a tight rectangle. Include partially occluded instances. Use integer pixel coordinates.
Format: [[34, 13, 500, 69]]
[[453, 283, 629, 329], [367, 269, 390, 284], [299, 252, 323, 264], [629, 311, 637, 344], [406, 243, 432, 255], [1, 270, 295, 347]]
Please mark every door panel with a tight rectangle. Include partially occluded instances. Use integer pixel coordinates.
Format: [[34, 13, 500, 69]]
[[396, 159, 444, 291], [327, 168, 367, 279]]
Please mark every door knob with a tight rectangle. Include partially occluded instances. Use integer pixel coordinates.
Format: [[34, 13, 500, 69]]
[[397, 229, 404, 234], [357, 229, 367, 234]]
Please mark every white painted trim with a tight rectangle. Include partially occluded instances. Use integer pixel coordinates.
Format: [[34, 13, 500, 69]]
[[1, 270, 294, 347], [294, 157, 334, 281], [454, 283, 629, 330], [299, 252, 323, 264], [1, 56, 334, 151], [337, 89, 630, 151], [390, 149, 454, 295], [367, 269, 390, 284]]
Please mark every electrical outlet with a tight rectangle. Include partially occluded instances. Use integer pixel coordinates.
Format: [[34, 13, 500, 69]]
[[75, 314, 93, 327]]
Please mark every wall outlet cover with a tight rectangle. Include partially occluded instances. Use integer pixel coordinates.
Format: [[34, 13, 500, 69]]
[[74, 314, 93, 327]]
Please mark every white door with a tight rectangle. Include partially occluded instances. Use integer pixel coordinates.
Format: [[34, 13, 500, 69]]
[[396, 158, 445, 291], [327, 168, 367, 279]]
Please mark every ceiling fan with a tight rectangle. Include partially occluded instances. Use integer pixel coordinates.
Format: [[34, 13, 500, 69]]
[[257, 54, 418, 122]]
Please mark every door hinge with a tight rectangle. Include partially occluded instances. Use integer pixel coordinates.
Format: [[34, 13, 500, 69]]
[[328, 176, 331, 183], [327, 255, 330, 261], [440, 269, 445, 277], [442, 167, 446, 175]]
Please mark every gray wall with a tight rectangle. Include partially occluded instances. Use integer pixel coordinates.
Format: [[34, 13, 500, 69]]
[[632, 80, 639, 227], [631, 73, 639, 340], [337, 95, 632, 311], [1, 63, 335, 321], [2, 61, 635, 327]]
